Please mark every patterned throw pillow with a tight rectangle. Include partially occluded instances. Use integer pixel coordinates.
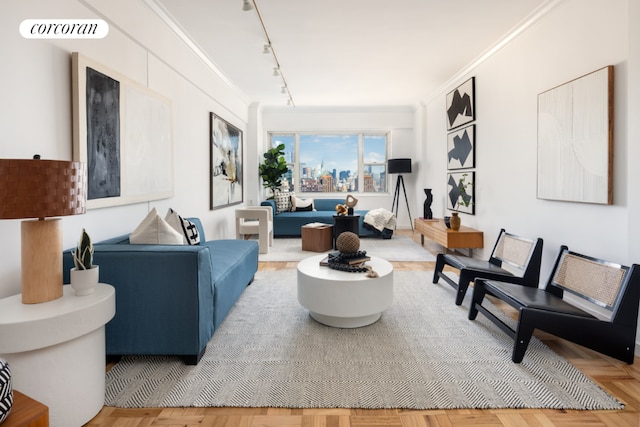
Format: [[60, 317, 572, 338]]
[[165, 208, 201, 245], [274, 191, 294, 214], [291, 196, 314, 212], [0, 358, 12, 423]]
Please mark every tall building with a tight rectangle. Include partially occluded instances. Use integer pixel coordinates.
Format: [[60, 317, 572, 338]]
[[364, 174, 375, 192], [321, 174, 334, 192]]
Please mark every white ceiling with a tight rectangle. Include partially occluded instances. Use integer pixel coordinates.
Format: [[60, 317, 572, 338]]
[[153, 0, 549, 107]]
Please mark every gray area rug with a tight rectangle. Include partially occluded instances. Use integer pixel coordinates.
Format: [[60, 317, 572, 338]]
[[259, 235, 436, 262], [104, 270, 623, 410]]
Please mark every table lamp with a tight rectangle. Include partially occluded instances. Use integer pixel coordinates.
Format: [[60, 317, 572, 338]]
[[0, 157, 87, 304]]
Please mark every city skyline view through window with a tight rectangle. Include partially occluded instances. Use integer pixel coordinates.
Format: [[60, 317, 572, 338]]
[[270, 133, 388, 193]]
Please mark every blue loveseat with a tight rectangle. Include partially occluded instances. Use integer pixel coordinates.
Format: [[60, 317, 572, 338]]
[[261, 198, 381, 237], [62, 218, 258, 365]]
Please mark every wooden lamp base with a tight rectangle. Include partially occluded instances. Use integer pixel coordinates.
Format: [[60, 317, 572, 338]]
[[20, 218, 63, 304]]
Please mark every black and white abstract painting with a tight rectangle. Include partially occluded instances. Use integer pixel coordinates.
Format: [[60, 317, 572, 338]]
[[446, 77, 475, 130], [446, 171, 475, 214], [72, 52, 174, 209], [86, 66, 121, 200], [447, 124, 475, 170]]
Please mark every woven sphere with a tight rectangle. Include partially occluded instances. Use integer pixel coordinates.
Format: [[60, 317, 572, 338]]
[[336, 232, 360, 254]]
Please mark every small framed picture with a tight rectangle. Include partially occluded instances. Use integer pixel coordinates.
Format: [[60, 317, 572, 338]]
[[447, 124, 475, 170], [446, 77, 475, 130], [446, 171, 475, 214]]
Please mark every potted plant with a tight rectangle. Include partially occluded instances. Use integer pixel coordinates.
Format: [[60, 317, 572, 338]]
[[70, 228, 99, 295], [258, 143, 288, 198]]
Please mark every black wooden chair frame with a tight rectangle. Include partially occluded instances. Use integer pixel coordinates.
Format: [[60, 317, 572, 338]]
[[469, 246, 640, 364], [432, 228, 543, 305]]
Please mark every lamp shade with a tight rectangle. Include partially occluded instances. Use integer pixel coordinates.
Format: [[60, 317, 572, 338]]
[[0, 159, 86, 219], [388, 158, 412, 174]]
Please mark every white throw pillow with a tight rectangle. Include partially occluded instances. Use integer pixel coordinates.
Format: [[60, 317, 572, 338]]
[[291, 196, 314, 212], [130, 208, 183, 245], [165, 208, 201, 245]]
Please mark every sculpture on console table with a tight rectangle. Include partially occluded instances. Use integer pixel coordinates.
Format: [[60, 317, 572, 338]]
[[345, 194, 358, 215], [423, 189, 433, 219]]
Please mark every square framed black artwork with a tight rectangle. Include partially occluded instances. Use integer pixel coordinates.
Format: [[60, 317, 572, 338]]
[[447, 124, 475, 170], [446, 171, 475, 214], [446, 77, 475, 130]]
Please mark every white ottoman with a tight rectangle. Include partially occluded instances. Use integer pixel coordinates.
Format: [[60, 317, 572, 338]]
[[297, 254, 394, 328]]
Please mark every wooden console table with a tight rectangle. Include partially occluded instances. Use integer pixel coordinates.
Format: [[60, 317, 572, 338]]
[[414, 218, 483, 252]]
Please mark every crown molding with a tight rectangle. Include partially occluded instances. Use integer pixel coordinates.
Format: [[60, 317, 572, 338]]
[[426, 0, 565, 103]]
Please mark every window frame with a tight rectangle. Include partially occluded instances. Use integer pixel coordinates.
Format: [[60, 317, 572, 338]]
[[268, 132, 390, 195]]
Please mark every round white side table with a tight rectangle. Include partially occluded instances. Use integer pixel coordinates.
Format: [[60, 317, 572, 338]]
[[297, 254, 394, 328], [0, 284, 115, 427]]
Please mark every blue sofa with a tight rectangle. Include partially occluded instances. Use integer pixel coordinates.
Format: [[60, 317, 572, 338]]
[[62, 218, 258, 365], [261, 198, 381, 237]]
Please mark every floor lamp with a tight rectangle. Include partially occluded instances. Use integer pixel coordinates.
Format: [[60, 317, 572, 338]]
[[388, 158, 413, 231], [0, 157, 87, 304]]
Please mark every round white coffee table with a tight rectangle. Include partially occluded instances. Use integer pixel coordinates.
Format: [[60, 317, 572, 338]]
[[297, 254, 394, 328]]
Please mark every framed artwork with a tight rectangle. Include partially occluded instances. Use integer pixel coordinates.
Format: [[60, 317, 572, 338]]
[[446, 77, 475, 130], [72, 52, 174, 209], [537, 66, 613, 204], [447, 124, 475, 170], [446, 171, 475, 214], [210, 113, 243, 210]]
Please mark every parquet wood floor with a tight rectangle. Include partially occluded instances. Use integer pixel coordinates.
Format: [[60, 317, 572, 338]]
[[85, 230, 640, 427]]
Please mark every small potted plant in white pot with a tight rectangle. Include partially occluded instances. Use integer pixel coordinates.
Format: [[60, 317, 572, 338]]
[[70, 228, 99, 295]]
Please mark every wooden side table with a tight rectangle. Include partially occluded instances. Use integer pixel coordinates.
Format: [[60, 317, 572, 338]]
[[414, 218, 483, 254], [332, 215, 360, 249], [302, 223, 333, 252], [3, 391, 49, 427]]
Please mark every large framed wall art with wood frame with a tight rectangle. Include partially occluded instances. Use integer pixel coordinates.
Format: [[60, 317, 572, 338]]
[[72, 52, 174, 209], [537, 66, 613, 204], [210, 112, 243, 210], [446, 77, 475, 130]]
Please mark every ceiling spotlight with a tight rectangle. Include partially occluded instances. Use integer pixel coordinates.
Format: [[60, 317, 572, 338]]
[[242, 0, 253, 11], [263, 43, 271, 54], [287, 98, 293, 106], [281, 86, 287, 94], [273, 67, 280, 76]]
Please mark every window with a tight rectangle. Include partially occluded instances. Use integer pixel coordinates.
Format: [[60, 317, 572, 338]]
[[363, 135, 387, 193], [269, 133, 388, 194]]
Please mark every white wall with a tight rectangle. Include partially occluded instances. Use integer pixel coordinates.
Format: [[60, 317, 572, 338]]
[[260, 106, 420, 228], [0, 0, 250, 298], [423, 0, 640, 343], [423, 0, 631, 269]]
